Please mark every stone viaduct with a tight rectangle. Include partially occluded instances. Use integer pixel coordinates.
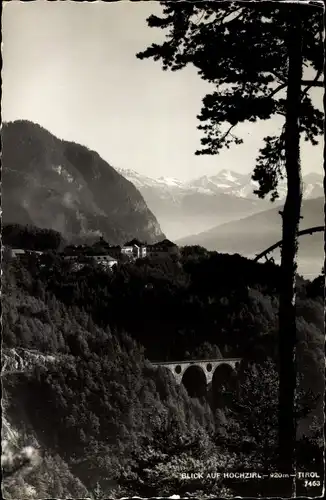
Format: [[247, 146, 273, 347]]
[[152, 358, 242, 385]]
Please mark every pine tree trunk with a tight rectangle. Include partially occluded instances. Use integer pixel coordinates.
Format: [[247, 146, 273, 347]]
[[278, 7, 303, 486]]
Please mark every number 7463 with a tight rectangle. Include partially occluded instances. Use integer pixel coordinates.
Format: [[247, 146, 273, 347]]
[[304, 480, 320, 488]]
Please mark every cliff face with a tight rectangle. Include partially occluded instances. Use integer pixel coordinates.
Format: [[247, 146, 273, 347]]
[[2, 120, 165, 244]]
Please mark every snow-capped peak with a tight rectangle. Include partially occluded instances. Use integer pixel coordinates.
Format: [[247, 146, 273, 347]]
[[116, 167, 323, 201], [217, 169, 241, 183], [116, 168, 187, 192], [157, 176, 184, 187]]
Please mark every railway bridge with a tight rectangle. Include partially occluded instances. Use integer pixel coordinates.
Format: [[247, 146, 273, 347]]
[[152, 358, 242, 398]]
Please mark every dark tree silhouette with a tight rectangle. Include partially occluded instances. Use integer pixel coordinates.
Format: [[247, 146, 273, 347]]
[[137, 1, 324, 484], [2, 223, 65, 251]]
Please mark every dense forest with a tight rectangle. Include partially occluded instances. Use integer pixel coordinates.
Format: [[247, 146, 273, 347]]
[[2, 226, 324, 498], [2, 223, 66, 251]]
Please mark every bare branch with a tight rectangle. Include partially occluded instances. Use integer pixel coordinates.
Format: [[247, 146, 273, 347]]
[[301, 70, 323, 100], [268, 76, 324, 101], [268, 82, 287, 98], [194, 11, 205, 26], [301, 79, 324, 88], [272, 70, 287, 84], [301, 24, 325, 97], [218, 124, 237, 143], [215, 7, 244, 25]]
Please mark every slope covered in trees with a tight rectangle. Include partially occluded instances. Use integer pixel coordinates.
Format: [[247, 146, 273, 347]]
[[2, 245, 324, 498], [137, 1, 324, 479], [2, 223, 66, 251]]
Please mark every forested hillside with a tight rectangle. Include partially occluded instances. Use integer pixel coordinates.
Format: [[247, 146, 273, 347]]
[[2, 240, 324, 498], [2, 223, 66, 251]]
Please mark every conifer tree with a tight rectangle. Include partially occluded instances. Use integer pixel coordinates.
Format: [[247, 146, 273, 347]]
[[137, 0, 324, 485]]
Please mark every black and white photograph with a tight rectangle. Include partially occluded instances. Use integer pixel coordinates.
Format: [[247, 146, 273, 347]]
[[1, 1, 325, 498]]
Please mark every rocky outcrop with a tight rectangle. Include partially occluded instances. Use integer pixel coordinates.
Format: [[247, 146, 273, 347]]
[[2, 120, 165, 245]]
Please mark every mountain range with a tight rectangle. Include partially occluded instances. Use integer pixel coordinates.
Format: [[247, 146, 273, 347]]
[[2, 120, 165, 245], [177, 196, 324, 278], [117, 167, 324, 240], [2, 119, 323, 275]]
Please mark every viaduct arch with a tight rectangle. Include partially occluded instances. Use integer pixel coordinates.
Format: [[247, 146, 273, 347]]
[[152, 358, 241, 395]]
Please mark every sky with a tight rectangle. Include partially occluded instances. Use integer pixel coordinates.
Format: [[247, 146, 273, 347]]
[[2, 1, 324, 182]]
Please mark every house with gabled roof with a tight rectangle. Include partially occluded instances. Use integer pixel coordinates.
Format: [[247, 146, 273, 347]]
[[91, 255, 118, 269], [147, 239, 179, 258], [121, 239, 147, 259]]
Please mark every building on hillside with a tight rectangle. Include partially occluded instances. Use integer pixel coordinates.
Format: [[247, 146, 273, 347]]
[[62, 254, 78, 261], [121, 239, 147, 260], [147, 239, 179, 258], [62, 245, 87, 258], [8, 248, 44, 260], [63, 253, 118, 270], [91, 255, 118, 269], [9, 248, 26, 258], [106, 245, 122, 259]]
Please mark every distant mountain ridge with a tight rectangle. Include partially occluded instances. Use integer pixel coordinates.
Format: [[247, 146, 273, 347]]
[[177, 197, 324, 278], [189, 169, 323, 200], [117, 167, 323, 240], [118, 167, 323, 200], [2, 120, 165, 245]]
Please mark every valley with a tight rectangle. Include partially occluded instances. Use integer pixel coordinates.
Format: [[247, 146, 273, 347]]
[[118, 167, 323, 241], [2, 1, 324, 495]]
